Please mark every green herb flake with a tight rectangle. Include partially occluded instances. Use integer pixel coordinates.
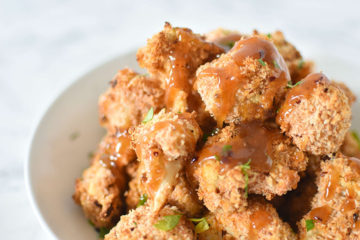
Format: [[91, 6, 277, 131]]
[[133, 222, 137, 226], [273, 60, 280, 69], [88, 219, 95, 227], [305, 219, 315, 231], [142, 107, 154, 123], [351, 130, 360, 150], [88, 151, 94, 159], [222, 145, 232, 155], [224, 41, 235, 49], [137, 193, 148, 207], [240, 159, 251, 198], [258, 58, 266, 66], [154, 215, 182, 231], [189, 217, 210, 233], [298, 59, 304, 69], [69, 132, 80, 141], [267, 33, 272, 39], [98, 227, 110, 238], [287, 80, 303, 88], [214, 155, 220, 161]]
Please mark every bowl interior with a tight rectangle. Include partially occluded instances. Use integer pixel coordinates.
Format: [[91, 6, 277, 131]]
[[27, 51, 360, 239]]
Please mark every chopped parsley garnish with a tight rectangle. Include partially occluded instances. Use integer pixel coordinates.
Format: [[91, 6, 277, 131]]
[[98, 227, 110, 238], [154, 215, 182, 231], [88, 220, 110, 238], [351, 130, 360, 150], [273, 60, 280, 69], [258, 58, 266, 66], [137, 193, 148, 207], [189, 217, 210, 233], [133, 222, 137, 226], [305, 219, 315, 231], [298, 59, 304, 69], [267, 33, 272, 39], [240, 159, 251, 198], [142, 107, 154, 123], [222, 145, 232, 155], [214, 155, 220, 161], [224, 41, 235, 49], [69, 132, 80, 140], [287, 80, 303, 88]]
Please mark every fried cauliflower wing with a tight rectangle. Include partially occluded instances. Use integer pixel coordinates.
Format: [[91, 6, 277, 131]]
[[298, 154, 360, 239], [217, 197, 296, 240], [277, 73, 351, 155], [195, 35, 289, 125], [131, 110, 202, 212], [105, 205, 195, 240], [191, 122, 308, 214], [137, 22, 224, 113], [73, 131, 136, 229], [99, 68, 165, 131]]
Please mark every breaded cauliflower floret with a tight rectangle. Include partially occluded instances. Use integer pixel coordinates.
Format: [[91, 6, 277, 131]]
[[298, 154, 360, 239], [217, 198, 296, 240], [105, 205, 195, 240], [197, 212, 236, 240], [195, 36, 289, 125], [131, 110, 202, 212], [269, 31, 313, 83], [192, 123, 308, 214], [73, 131, 136, 229], [277, 72, 351, 155], [137, 22, 224, 112], [99, 68, 165, 131], [125, 171, 203, 216]]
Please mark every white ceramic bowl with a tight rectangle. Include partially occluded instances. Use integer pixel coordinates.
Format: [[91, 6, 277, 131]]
[[26, 51, 360, 240]]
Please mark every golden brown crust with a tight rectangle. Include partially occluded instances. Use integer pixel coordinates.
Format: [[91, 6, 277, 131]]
[[73, 131, 136, 228], [98, 68, 165, 131], [341, 131, 360, 158], [277, 73, 351, 155], [298, 154, 360, 239], [193, 124, 308, 215], [105, 205, 195, 240], [332, 80, 357, 105]]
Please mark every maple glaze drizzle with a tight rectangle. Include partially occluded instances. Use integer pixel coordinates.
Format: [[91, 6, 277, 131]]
[[309, 205, 333, 223], [324, 165, 340, 201], [198, 36, 289, 125], [190, 122, 282, 175], [249, 207, 273, 239], [277, 72, 330, 124], [165, 28, 223, 110], [136, 114, 199, 197], [99, 130, 132, 187]]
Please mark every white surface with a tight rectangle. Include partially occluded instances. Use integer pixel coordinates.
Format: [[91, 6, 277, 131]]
[[1, 0, 360, 239]]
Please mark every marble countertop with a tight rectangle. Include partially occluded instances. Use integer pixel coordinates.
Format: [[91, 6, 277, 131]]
[[1, 0, 360, 239]]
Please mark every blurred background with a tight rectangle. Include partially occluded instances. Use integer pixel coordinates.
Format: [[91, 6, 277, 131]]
[[1, 0, 360, 239]]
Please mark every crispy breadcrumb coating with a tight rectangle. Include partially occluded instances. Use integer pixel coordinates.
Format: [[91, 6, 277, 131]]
[[99, 68, 165, 131], [198, 212, 235, 240], [332, 81, 356, 105], [269, 31, 313, 83], [277, 73, 351, 155], [137, 22, 224, 113], [73, 131, 136, 228], [131, 110, 202, 212], [192, 123, 308, 214], [195, 35, 289, 125], [217, 197, 296, 240], [298, 154, 360, 239], [105, 205, 195, 240]]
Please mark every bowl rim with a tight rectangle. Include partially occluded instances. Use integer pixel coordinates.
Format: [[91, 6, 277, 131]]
[[24, 51, 136, 239]]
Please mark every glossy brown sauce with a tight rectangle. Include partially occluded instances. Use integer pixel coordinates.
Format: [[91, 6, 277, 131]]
[[341, 199, 356, 213], [136, 115, 198, 197], [190, 122, 281, 175], [277, 73, 330, 124], [249, 207, 272, 239], [309, 205, 332, 223], [324, 165, 340, 201], [165, 28, 222, 110], [99, 130, 132, 187], [198, 37, 289, 125]]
